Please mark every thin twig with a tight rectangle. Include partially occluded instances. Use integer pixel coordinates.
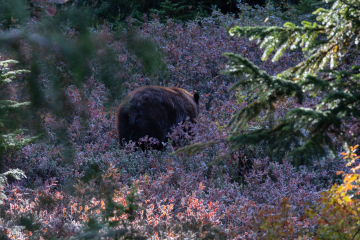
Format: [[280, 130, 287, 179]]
[[323, 70, 360, 81], [339, 0, 360, 11], [352, 226, 360, 240]]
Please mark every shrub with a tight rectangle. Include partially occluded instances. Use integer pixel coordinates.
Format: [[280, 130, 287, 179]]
[[0, 0, 29, 29], [0, 1, 348, 239], [181, 0, 360, 167], [304, 145, 360, 238]]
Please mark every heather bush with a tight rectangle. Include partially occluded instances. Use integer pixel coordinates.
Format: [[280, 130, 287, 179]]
[[0, 0, 354, 239], [310, 145, 360, 238], [179, 0, 360, 167]]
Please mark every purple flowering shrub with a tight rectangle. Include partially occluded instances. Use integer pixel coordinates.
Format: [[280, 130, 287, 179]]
[[0, 6, 353, 239]]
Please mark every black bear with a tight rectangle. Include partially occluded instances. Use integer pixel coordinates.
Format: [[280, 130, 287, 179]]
[[117, 86, 199, 149]]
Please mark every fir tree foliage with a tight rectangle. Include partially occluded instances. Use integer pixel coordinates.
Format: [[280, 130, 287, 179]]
[[0, 60, 37, 155], [149, 0, 207, 22], [0, 59, 28, 204], [178, 0, 360, 166], [226, 0, 360, 165]]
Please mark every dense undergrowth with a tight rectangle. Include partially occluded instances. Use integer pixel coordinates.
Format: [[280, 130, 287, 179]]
[[0, 0, 359, 239]]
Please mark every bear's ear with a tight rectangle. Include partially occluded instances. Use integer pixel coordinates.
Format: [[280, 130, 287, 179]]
[[194, 92, 199, 104]]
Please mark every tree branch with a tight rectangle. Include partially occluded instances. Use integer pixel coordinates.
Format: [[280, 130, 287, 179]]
[[339, 0, 360, 11]]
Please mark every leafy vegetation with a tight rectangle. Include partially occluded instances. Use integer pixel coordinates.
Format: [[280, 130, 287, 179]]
[[0, 59, 34, 205], [0, 0, 29, 29], [69, 0, 225, 24], [226, 0, 360, 165], [180, 0, 360, 167], [0, 60, 36, 161], [67, 0, 323, 24], [0, 0, 359, 239]]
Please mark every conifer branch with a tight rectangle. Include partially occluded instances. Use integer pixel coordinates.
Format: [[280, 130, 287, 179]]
[[338, 0, 360, 10]]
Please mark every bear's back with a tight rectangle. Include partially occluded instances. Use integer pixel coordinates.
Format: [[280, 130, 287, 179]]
[[117, 86, 199, 145]]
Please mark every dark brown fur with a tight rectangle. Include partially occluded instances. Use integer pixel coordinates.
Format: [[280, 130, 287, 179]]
[[117, 86, 199, 148]]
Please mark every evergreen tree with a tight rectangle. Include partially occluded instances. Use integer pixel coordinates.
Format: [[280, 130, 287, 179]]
[[0, 60, 37, 164], [149, 0, 208, 22], [179, 0, 360, 166], [0, 60, 34, 202]]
